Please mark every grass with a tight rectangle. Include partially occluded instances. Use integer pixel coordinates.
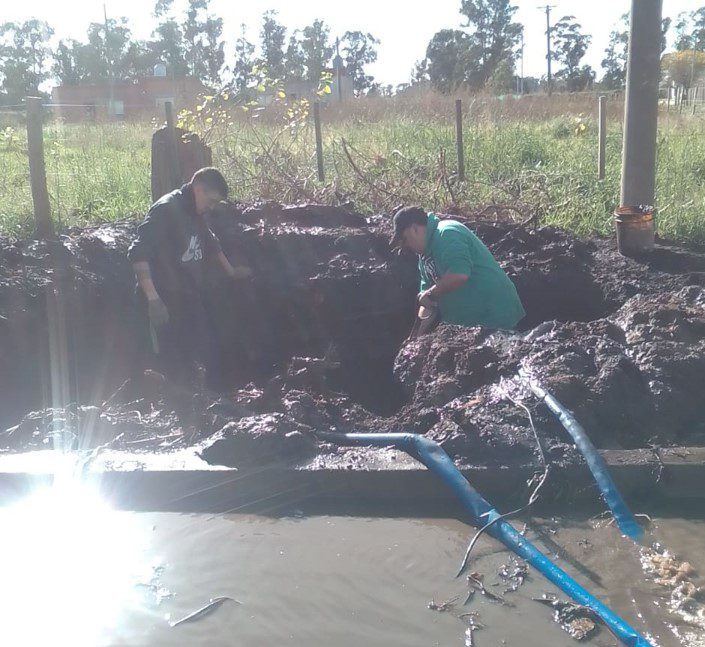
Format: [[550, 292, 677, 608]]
[[0, 92, 704, 242]]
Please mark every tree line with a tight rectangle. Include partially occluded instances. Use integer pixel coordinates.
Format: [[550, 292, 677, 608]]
[[0, 1, 379, 105], [414, 2, 705, 94], [1, 0, 704, 105]]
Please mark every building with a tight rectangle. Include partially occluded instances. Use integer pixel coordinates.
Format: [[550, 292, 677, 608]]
[[51, 69, 209, 121]]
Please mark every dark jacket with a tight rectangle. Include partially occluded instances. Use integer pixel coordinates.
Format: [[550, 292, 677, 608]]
[[127, 184, 222, 297]]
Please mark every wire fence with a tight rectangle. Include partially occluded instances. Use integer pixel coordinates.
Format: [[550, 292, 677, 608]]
[[1, 91, 704, 241]]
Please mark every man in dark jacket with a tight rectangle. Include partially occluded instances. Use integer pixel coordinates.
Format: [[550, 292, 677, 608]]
[[128, 167, 250, 387], [390, 207, 525, 334]]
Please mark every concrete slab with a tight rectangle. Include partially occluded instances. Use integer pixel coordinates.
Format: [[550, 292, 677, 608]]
[[0, 446, 703, 512]]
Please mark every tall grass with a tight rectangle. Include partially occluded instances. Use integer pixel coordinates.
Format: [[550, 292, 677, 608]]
[[0, 92, 703, 243]]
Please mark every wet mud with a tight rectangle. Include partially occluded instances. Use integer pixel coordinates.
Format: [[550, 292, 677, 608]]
[[2, 203, 705, 469]]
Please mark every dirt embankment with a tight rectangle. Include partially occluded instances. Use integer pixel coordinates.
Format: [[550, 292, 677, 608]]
[[1, 203, 705, 467]]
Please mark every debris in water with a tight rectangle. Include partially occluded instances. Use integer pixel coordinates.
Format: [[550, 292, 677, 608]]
[[169, 596, 240, 627], [135, 562, 173, 605], [467, 572, 513, 606], [498, 557, 529, 593], [532, 593, 597, 640], [427, 594, 460, 612], [641, 545, 705, 633], [459, 611, 483, 646], [641, 546, 695, 587], [136, 582, 174, 605]]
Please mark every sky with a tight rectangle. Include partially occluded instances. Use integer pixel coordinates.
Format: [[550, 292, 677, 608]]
[[3, 0, 699, 87]]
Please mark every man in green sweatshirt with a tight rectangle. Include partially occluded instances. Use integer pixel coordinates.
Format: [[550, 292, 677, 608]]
[[390, 207, 525, 332]]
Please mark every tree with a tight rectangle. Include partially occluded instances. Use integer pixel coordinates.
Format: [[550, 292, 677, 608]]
[[259, 10, 286, 80], [550, 15, 592, 91], [425, 29, 472, 93], [601, 14, 673, 90], [0, 20, 54, 101], [691, 8, 705, 50], [154, 0, 174, 19], [54, 17, 139, 83], [601, 15, 629, 90], [202, 15, 225, 86], [151, 18, 189, 78], [182, 0, 208, 80], [675, 8, 705, 51], [91, 18, 136, 80], [284, 31, 305, 80], [675, 12, 693, 50], [411, 58, 429, 85], [662, 17, 673, 54], [662, 50, 705, 94], [122, 40, 154, 79], [53, 40, 82, 85], [231, 24, 255, 96], [173, 0, 225, 85], [340, 31, 379, 94], [298, 20, 333, 83], [459, 0, 521, 86], [52, 19, 154, 86], [487, 57, 514, 94]]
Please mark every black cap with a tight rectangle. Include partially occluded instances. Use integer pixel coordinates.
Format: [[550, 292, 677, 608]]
[[390, 206, 428, 248]]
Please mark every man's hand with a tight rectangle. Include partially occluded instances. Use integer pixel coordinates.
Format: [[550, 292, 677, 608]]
[[217, 251, 252, 281], [417, 289, 437, 309], [147, 296, 169, 328], [228, 265, 253, 281], [405, 305, 438, 342]]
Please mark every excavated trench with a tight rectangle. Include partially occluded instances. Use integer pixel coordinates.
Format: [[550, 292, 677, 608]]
[[1, 203, 705, 469]]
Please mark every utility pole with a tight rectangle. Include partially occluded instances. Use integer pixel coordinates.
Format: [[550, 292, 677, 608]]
[[620, 0, 662, 208], [335, 37, 343, 103], [519, 29, 524, 95], [104, 3, 114, 116], [539, 5, 556, 95], [103, 3, 109, 64]]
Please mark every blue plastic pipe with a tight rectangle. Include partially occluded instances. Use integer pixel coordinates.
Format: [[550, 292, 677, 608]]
[[318, 431, 653, 647], [523, 376, 644, 542]]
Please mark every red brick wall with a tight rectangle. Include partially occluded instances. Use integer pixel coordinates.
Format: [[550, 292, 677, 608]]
[[51, 77, 209, 122]]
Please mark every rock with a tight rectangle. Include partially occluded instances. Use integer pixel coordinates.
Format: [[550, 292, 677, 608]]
[[198, 413, 318, 467]]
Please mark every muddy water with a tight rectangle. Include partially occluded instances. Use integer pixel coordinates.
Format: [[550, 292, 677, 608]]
[[0, 496, 703, 647]]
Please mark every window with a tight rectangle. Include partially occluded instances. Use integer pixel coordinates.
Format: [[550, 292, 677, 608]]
[[108, 99, 124, 116]]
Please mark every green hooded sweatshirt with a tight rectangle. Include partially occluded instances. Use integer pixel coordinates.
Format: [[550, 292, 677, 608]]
[[419, 214, 525, 329]]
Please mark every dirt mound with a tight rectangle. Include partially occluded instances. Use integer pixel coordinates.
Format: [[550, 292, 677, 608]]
[[392, 285, 705, 461], [2, 204, 705, 467]]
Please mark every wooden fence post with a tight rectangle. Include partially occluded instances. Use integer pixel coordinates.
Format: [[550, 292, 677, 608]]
[[313, 101, 324, 182], [151, 102, 212, 201], [598, 96, 607, 180], [164, 101, 182, 188], [455, 99, 465, 182], [26, 97, 54, 238]]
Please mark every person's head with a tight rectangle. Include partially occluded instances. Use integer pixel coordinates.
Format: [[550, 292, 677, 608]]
[[190, 167, 229, 215], [390, 206, 429, 254]]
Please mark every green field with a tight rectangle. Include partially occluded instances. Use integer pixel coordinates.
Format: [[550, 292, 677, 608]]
[[1, 94, 704, 242]]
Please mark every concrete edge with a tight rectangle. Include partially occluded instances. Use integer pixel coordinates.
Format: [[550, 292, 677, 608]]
[[0, 446, 702, 512]]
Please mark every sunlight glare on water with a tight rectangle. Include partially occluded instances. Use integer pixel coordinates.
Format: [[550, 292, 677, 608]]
[[0, 475, 149, 647]]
